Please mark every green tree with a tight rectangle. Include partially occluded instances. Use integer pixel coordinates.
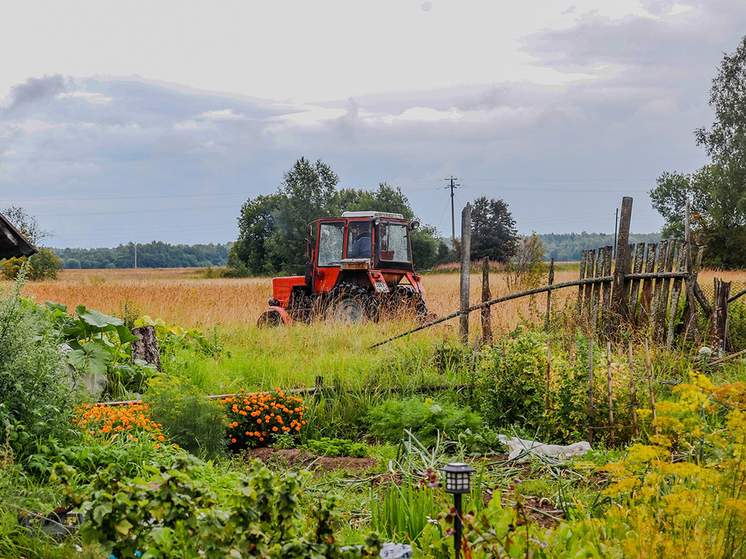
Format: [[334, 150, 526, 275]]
[[470, 196, 518, 263], [228, 159, 448, 275], [650, 35, 746, 268]]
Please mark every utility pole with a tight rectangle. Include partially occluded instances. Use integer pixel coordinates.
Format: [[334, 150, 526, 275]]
[[444, 176, 459, 243]]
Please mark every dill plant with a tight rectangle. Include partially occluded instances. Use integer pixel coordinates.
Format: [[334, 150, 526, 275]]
[[0, 270, 79, 461]]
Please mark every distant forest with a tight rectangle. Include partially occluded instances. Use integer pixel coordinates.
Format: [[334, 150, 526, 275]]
[[53, 233, 662, 269], [54, 242, 232, 269], [538, 232, 662, 262]]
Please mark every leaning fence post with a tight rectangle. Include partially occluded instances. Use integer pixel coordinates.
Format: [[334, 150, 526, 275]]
[[545, 258, 554, 331], [545, 341, 552, 413], [588, 338, 595, 446], [607, 341, 615, 446], [481, 256, 492, 346], [644, 338, 658, 437], [611, 196, 633, 320], [459, 203, 472, 343], [628, 340, 639, 438]]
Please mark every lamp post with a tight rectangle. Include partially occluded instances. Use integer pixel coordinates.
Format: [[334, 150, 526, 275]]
[[440, 462, 475, 559]]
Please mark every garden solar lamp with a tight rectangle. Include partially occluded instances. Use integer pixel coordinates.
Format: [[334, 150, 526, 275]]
[[440, 462, 475, 559]]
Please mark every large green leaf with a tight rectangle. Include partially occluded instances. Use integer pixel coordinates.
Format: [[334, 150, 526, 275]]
[[78, 308, 124, 330], [68, 342, 111, 376], [116, 325, 140, 344]]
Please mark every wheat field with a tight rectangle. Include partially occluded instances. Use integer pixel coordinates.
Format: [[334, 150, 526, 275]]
[[14, 267, 746, 336]]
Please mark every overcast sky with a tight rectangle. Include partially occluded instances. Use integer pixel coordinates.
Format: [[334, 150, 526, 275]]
[[1, 0, 744, 248]]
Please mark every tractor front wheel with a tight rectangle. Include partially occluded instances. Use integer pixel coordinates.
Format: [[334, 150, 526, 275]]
[[324, 283, 377, 323], [257, 309, 284, 327], [327, 295, 365, 323]]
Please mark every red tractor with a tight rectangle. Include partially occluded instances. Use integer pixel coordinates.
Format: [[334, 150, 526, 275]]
[[258, 211, 431, 325]]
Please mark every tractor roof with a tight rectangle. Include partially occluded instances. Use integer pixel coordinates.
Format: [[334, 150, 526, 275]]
[[341, 211, 405, 220]]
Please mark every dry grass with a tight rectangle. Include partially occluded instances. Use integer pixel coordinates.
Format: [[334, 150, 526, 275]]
[[13, 266, 746, 335]]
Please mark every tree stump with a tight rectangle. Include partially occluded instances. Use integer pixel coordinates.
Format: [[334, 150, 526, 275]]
[[131, 325, 162, 371]]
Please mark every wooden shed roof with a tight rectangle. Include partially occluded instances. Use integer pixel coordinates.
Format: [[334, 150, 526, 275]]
[[0, 212, 37, 259]]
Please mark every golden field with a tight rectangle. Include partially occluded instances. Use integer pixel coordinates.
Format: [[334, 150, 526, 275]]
[[13, 266, 746, 337]]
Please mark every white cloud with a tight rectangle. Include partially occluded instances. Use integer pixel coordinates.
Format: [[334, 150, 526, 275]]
[[199, 109, 247, 121], [57, 90, 113, 105], [385, 107, 463, 123], [174, 119, 215, 131]]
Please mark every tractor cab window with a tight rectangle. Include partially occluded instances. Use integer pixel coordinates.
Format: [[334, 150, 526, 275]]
[[346, 221, 372, 259], [377, 222, 410, 262], [317, 222, 345, 267]]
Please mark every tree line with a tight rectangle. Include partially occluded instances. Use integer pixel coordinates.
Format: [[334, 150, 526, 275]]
[[54, 242, 232, 269]]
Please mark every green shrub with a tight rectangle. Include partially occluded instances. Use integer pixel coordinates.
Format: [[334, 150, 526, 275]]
[[303, 437, 369, 458], [366, 397, 482, 447], [0, 275, 80, 462], [56, 453, 381, 559], [144, 376, 227, 460]]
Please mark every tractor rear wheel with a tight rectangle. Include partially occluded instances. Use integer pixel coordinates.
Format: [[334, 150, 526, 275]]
[[385, 285, 429, 320]]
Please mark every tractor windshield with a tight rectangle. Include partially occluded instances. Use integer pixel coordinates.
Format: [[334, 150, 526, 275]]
[[377, 222, 411, 263], [317, 222, 344, 266], [346, 221, 372, 259]]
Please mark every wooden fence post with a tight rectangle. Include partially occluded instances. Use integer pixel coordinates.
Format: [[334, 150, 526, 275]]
[[644, 338, 658, 437], [545, 341, 552, 413], [629, 242, 645, 324], [639, 243, 657, 326], [481, 257, 492, 346], [713, 278, 731, 357], [666, 241, 687, 350], [588, 338, 595, 446], [611, 197, 633, 319], [607, 341, 615, 446], [628, 340, 639, 438], [459, 203, 472, 343], [578, 250, 588, 317], [545, 258, 554, 331]]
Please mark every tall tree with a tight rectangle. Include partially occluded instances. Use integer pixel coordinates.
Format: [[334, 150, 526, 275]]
[[229, 160, 448, 275], [470, 196, 518, 263], [650, 35, 746, 268]]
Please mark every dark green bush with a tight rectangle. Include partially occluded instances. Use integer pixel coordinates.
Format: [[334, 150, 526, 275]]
[[303, 437, 369, 458], [366, 397, 482, 447], [144, 376, 227, 460]]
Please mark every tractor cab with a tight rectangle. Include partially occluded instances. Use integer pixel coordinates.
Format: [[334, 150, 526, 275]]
[[309, 211, 422, 297]]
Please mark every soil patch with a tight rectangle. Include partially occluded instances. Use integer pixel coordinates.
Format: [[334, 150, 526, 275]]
[[245, 448, 378, 473]]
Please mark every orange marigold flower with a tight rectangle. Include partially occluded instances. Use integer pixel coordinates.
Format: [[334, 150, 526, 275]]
[[272, 426, 278, 432], [231, 438, 237, 443]]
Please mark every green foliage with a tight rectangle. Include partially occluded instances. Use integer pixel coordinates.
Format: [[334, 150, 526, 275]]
[[0, 276, 79, 462], [144, 376, 227, 460], [56, 454, 381, 559], [366, 397, 483, 447], [303, 437, 369, 458], [371, 479, 442, 545], [228, 157, 448, 275], [506, 233, 548, 291], [651, 35, 746, 269], [470, 196, 518, 263]]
